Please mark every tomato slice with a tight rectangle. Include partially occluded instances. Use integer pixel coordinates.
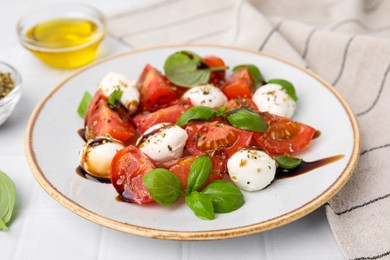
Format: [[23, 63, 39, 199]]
[[185, 122, 253, 158], [162, 154, 227, 189], [136, 64, 178, 111], [84, 90, 136, 143], [253, 113, 316, 154], [223, 97, 258, 111], [220, 67, 254, 99], [133, 99, 193, 133], [204, 55, 226, 87], [110, 145, 155, 204]]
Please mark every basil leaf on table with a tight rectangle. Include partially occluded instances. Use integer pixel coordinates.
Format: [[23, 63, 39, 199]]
[[268, 79, 298, 101], [186, 155, 212, 193], [185, 191, 215, 220], [176, 106, 216, 126], [77, 91, 92, 119], [0, 171, 16, 231], [143, 168, 184, 206], [107, 89, 123, 109], [226, 109, 267, 132], [201, 180, 244, 213], [275, 155, 302, 169], [233, 64, 265, 86], [164, 50, 227, 87]]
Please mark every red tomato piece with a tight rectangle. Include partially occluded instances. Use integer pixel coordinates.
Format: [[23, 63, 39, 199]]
[[220, 67, 254, 99], [253, 113, 316, 155], [223, 97, 258, 111], [110, 145, 155, 204], [185, 121, 253, 158], [204, 55, 226, 87], [136, 64, 178, 111], [133, 99, 193, 133], [84, 90, 136, 143], [162, 154, 227, 189]]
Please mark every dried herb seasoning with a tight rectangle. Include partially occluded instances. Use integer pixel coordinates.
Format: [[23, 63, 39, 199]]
[[0, 72, 15, 99]]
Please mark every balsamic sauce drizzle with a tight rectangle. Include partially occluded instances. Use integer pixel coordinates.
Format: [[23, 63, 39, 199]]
[[275, 154, 344, 179], [75, 166, 111, 184]]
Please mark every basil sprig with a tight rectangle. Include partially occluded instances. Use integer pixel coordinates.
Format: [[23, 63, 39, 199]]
[[143, 155, 245, 220], [143, 168, 184, 206], [177, 106, 267, 132], [216, 105, 226, 118], [164, 50, 227, 87], [0, 171, 16, 231], [268, 79, 298, 101], [185, 191, 214, 220], [233, 64, 265, 86], [176, 106, 216, 126], [77, 91, 92, 119], [107, 89, 123, 109], [201, 180, 244, 213], [275, 155, 302, 169], [186, 155, 212, 193], [226, 109, 268, 132]]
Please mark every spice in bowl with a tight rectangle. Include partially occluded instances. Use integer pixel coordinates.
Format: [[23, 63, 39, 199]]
[[17, 4, 106, 69], [0, 72, 14, 99], [0, 62, 22, 126]]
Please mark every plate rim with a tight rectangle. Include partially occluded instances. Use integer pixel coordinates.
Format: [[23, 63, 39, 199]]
[[24, 44, 361, 240]]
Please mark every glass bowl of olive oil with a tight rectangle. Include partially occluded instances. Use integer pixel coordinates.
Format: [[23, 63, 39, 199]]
[[17, 4, 106, 69]]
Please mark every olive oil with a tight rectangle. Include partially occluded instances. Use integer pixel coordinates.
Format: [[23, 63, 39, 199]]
[[25, 18, 105, 68]]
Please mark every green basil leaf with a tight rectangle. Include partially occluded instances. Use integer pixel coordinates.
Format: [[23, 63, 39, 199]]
[[268, 79, 298, 101], [216, 105, 226, 118], [177, 106, 216, 126], [275, 155, 302, 169], [77, 91, 92, 119], [107, 89, 123, 109], [201, 180, 244, 213], [186, 155, 212, 193], [0, 171, 16, 231], [226, 109, 267, 132], [164, 51, 227, 87], [185, 191, 214, 220], [233, 64, 265, 85], [164, 51, 210, 87], [143, 168, 184, 206]]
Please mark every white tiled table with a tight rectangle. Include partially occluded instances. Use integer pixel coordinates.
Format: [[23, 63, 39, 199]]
[[0, 1, 345, 259]]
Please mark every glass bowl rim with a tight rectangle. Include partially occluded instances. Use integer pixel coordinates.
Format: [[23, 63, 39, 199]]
[[16, 3, 106, 53]]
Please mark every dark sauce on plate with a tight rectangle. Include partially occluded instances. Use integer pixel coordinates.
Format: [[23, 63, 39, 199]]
[[275, 154, 344, 179], [115, 195, 126, 203], [77, 128, 86, 142], [313, 130, 321, 139], [75, 166, 111, 184]]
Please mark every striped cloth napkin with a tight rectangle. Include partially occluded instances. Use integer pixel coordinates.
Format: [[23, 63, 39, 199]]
[[107, 0, 390, 259]]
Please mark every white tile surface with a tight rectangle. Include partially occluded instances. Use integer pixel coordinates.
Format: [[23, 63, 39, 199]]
[[0, 0, 344, 259]]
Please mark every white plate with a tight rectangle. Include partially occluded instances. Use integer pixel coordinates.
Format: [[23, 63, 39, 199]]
[[25, 45, 360, 240]]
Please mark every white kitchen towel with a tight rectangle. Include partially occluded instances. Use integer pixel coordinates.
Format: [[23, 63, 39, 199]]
[[107, 0, 390, 259]]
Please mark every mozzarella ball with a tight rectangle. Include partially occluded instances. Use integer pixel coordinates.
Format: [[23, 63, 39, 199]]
[[227, 149, 276, 191], [79, 137, 125, 179], [252, 83, 296, 118], [120, 87, 140, 114], [99, 72, 139, 114], [182, 84, 228, 108], [137, 123, 188, 162]]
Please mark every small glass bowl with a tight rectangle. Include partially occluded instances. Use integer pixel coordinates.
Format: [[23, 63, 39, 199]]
[[0, 62, 22, 126], [16, 3, 106, 69]]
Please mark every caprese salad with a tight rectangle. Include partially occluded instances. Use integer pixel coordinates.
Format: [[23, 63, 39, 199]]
[[77, 50, 317, 220]]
